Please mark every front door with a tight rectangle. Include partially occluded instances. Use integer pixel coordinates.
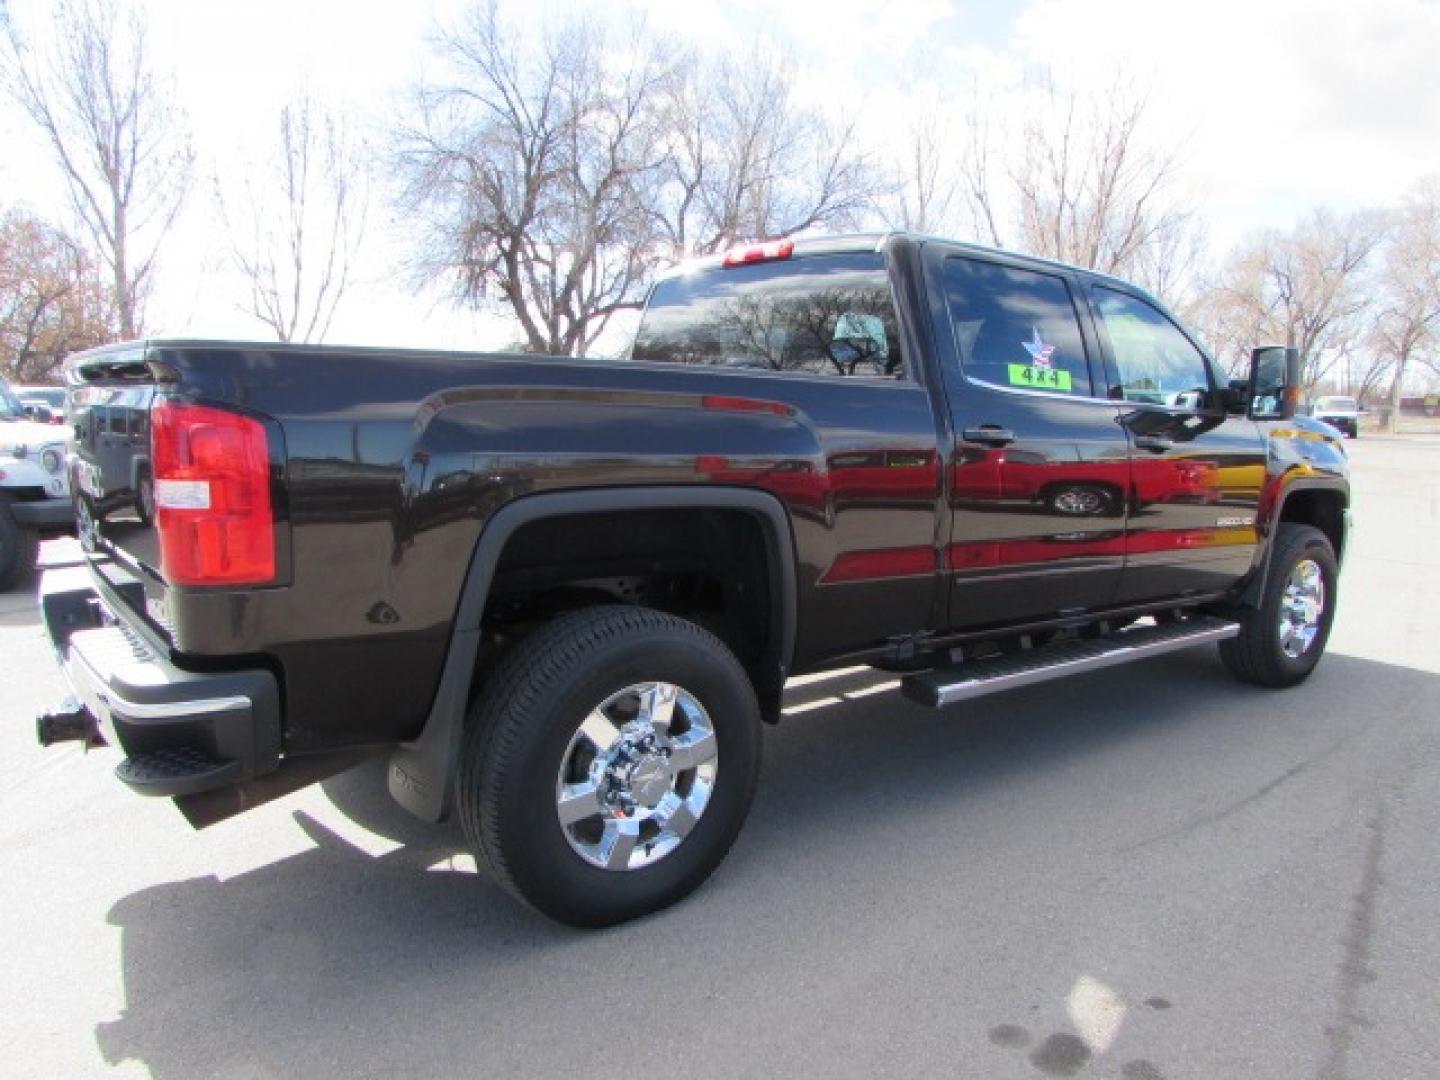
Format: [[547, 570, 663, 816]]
[[1084, 283, 1266, 602], [929, 250, 1131, 629]]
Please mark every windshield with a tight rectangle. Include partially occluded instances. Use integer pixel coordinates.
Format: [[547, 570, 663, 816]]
[[1315, 397, 1357, 411], [0, 380, 25, 420]]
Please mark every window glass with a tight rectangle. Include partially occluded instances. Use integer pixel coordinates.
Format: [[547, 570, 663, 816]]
[[1095, 287, 1213, 409], [630, 253, 904, 378], [942, 257, 1092, 396]]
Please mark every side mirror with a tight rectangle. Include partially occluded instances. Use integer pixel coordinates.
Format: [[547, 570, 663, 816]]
[[1247, 345, 1301, 420]]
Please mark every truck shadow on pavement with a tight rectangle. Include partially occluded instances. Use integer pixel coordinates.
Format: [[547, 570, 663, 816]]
[[93, 650, 1436, 1079]]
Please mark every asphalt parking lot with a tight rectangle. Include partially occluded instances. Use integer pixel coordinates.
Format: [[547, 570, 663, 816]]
[[2, 437, 1437, 1080]]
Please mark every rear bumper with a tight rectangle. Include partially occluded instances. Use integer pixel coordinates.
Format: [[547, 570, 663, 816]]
[[38, 565, 281, 797], [10, 496, 73, 529]]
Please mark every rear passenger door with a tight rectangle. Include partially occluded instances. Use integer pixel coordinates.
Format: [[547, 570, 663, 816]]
[[925, 247, 1130, 630]]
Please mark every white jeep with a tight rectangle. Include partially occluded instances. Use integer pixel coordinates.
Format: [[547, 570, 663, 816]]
[[1, 378, 72, 590]]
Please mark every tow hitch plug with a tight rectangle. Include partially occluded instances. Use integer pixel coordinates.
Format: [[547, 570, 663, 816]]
[[36, 699, 100, 748]]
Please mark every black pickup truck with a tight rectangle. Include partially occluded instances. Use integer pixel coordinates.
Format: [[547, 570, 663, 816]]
[[37, 234, 1349, 926]]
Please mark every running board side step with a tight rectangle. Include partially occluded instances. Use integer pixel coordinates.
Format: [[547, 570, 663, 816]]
[[902, 616, 1240, 708]]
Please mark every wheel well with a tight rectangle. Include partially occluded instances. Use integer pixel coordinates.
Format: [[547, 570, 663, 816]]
[[1278, 489, 1346, 562], [482, 507, 779, 687]]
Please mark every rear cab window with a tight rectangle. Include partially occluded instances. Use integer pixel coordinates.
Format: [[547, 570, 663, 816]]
[[941, 257, 1094, 397], [630, 252, 905, 379]]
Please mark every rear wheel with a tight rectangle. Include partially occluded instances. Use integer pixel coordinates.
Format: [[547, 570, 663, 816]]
[[135, 471, 155, 525], [1220, 524, 1337, 688], [0, 495, 40, 591], [457, 605, 762, 927]]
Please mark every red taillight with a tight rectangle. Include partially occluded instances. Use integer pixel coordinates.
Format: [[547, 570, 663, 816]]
[[151, 400, 275, 586], [721, 238, 794, 267]]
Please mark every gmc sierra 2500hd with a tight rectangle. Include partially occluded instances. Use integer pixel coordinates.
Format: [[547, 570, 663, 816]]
[[37, 234, 1348, 927]]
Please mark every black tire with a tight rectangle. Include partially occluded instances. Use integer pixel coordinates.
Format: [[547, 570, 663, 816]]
[[457, 605, 762, 927], [1219, 523, 1338, 688], [0, 495, 40, 592], [134, 471, 156, 526]]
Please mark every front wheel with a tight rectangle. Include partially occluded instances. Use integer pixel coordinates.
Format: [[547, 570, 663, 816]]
[[1219, 524, 1338, 687], [457, 605, 762, 927]]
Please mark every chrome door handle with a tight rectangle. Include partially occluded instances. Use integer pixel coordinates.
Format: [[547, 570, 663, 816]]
[[1133, 435, 1173, 452], [962, 426, 1016, 446]]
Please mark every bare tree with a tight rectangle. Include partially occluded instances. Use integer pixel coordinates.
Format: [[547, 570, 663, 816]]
[[956, 98, 1007, 249], [4, 0, 193, 339], [1371, 178, 1440, 432], [1350, 351, 1395, 408], [398, 5, 887, 356], [399, 4, 671, 355], [0, 208, 116, 380], [1011, 79, 1194, 283], [1186, 264, 1277, 377], [879, 85, 1011, 247], [924, 77, 1198, 295], [881, 111, 956, 235], [1129, 214, 1210, 309], [222, 94, 367, 343], [1210, 208, 1386, 392], [657, 52, 884, 258]]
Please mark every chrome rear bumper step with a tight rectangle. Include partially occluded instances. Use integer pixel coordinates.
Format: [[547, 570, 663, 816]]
[[902, 616, 1240, 708]]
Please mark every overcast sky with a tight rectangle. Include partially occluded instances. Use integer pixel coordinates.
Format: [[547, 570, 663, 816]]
[[4, 0, 1439, 352]]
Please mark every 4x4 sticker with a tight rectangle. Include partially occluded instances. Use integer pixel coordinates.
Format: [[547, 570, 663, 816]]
[[1009, 326, 1073, 390]]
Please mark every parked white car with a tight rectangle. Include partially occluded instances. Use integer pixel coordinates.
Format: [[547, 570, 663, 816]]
[[1309, 395, 1361, 438], [1, 378, 72, 589]]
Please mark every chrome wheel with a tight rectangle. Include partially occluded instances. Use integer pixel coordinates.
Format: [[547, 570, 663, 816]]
[[1278, 558, 1325, 659], [1052, 486, 1105, 515], [555, 681, 719, 872]]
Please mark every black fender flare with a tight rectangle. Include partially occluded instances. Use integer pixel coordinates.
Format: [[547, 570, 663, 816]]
[[387, 486, 799, 822], [1234, 478, 1349, 609]]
